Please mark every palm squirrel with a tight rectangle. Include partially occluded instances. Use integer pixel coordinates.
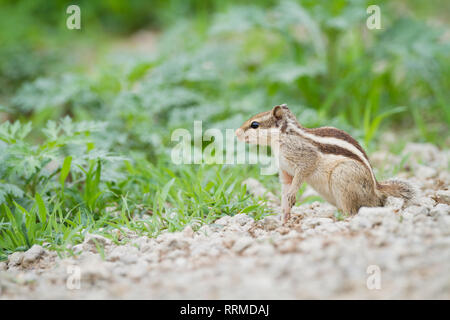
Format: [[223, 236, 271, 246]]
[[235, 104, 415, 222]]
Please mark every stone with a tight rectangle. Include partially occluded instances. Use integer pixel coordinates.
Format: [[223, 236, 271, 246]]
[[430, 204, 450, 217], [222, 237, 236, 249], [82, 233, 113, 253], [312, 204, 338, 218], [198, 225, 212, 235], [8, 252, 24, 267], [350, 216, 372, 229], [108, 245, 139, 264], [316, 223, 340, 233], [128, 262, 149, 280], [303, 217, 334, 229], [276, 226, 290, 235], [415, 165, 437, 179], [358, 206, 397, 222], [277, 239, 299, 253], [435, 190, 450, 205], [174, 257, 188, 268], [298, 238, 323, 252], [385, 196, 404, 210], [245, 243, 275, 256], [438, 215, 450, 226], [15, 272, 38, 284], [411, 196, 435, 210], [190, 242, 213, 257], [230, 213, 253, 226], [215, 215, 231, 226], [131, 236, 150, 248], [81, 256, 111, 282], [22, 245, 45, 268], [232, 237, 253, 254], [165, 249, 186, 260], [404, 205, 428, 216], [167, 237, 190, 251], [403, 142, 441, 164], [183, 225, 195, 238], [258, 216, 280, 231]]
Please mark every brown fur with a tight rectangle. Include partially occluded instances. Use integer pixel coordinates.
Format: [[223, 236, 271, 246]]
[[286, 127, 368, 168], [377, 179, 416, 202], [236, 104, 416, 223], [304, 127, 369, 160]]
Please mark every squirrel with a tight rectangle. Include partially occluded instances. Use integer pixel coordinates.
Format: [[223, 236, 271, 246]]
[[235, 104, 416, 222]]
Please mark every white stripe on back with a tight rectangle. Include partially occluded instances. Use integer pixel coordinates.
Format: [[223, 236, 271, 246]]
[[288, 122, 377, 186]]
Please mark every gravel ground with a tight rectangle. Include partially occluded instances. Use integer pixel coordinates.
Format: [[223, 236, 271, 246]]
[[0, 142, 449, 299]]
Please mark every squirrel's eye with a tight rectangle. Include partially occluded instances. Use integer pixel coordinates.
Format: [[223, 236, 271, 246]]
[[250, 121, 260, 129]]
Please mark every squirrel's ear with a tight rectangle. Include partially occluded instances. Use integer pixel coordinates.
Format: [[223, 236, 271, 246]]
[[272, 105, 284, 119]]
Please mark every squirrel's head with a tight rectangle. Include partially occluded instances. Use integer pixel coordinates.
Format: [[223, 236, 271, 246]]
[[235, 104, 295, 145]]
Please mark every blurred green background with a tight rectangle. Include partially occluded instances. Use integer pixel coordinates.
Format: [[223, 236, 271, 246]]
[[0, 0, 448, 258]]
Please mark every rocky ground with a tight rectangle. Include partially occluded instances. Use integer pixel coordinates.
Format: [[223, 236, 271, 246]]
[[0, 142, 449, 299]]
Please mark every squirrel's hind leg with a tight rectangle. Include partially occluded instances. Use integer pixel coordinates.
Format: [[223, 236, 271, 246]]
[[330, 160, 381, 215]]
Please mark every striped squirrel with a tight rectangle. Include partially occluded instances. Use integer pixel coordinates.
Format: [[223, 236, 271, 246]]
[[235, 104, 415, 222]]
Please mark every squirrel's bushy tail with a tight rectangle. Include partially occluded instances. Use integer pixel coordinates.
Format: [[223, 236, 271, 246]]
[[376, 178, 417, 203]]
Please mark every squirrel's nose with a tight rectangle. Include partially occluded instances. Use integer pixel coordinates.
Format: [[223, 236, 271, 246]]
[[235, 128, 243, 137]]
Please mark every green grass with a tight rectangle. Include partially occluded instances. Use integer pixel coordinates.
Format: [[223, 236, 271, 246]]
[[0, 0, 449, 259], [0, 156, 274, 260]]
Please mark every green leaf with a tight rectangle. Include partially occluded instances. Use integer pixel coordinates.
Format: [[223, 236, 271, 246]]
[[160, 178, 175, 203], [128, 62, 154, 83], [35, 193, 48, 224], [364, 106, 406, 145], [59, 156, 73, 188], [239, 204, 260, 214]]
